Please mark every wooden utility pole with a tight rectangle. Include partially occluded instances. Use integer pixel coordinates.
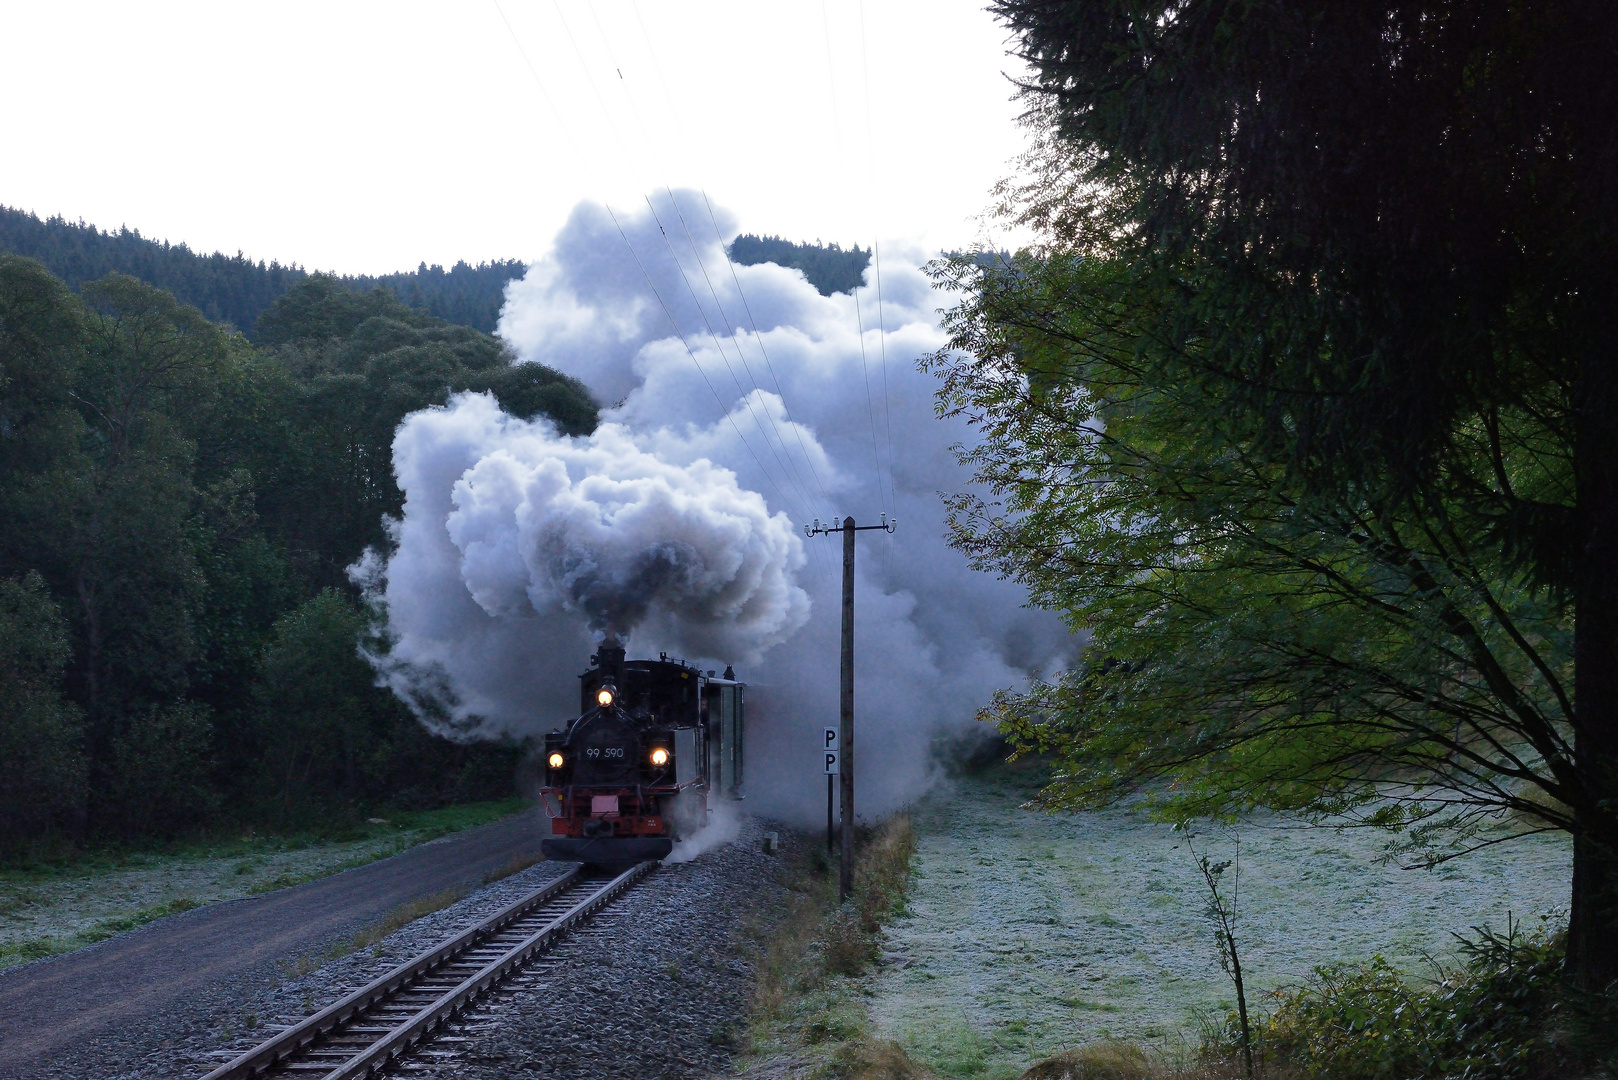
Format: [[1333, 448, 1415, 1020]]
[[839, 518, 856, 900], [805, 513, 896, 901]]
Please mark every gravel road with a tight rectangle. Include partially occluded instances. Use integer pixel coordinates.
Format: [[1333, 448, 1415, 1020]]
[[0, 809, 551, 1080]]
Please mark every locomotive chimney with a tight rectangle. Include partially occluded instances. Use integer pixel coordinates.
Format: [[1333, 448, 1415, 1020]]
[[596, 635, 626, 685]]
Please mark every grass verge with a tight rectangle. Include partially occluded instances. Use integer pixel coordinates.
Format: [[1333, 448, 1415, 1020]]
[[292, 885, 473, 975], [0, 797, 528, 882], [0, 797, 529, 971], [0, 896, 202, 968], [734, 814, 938, 1080]]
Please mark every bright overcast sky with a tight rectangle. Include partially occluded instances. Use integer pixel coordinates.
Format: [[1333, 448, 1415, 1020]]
[[1, 2, 1031, 275]]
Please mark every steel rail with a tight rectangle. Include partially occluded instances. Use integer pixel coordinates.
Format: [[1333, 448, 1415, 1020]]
[[200, 861, 653, 1080], [327, 860, 653, 1078]]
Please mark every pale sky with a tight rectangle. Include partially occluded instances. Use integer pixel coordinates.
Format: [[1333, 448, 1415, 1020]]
[[1, 1, 1031, 275]]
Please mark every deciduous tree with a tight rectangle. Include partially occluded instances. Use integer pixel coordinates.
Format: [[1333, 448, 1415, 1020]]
[[964, 0, 1618, 985]]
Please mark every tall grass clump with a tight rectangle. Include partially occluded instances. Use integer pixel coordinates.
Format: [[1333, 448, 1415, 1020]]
[[824, 816, 917, 976], [741, 815, 929, 1078], [1202, 920, 1618, 1079]]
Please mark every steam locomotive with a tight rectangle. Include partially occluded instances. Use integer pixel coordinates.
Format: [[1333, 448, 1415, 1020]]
[[539, 638, 744, 863]]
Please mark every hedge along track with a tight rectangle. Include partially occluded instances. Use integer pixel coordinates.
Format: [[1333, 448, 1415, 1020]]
[[200, 861, 656, 1079]]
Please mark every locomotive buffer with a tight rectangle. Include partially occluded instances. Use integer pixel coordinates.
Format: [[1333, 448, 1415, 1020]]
[[805, 513, 896, 900]]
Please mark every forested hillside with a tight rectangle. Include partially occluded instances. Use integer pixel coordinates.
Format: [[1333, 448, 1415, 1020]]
[[0, 256, 597, 853], [0, 207, 526, 337], [728, 233, 871, 295]]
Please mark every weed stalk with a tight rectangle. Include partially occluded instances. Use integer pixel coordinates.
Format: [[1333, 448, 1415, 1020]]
[[1191, 839, 1253, 1080]]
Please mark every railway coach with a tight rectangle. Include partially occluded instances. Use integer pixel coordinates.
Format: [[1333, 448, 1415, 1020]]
[[539, 638, 744, 863]]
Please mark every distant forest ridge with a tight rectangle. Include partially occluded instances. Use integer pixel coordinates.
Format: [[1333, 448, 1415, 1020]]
[[726, 233, 871, 295], [0, 207, 878, 337], [0, 206, 525, 338]]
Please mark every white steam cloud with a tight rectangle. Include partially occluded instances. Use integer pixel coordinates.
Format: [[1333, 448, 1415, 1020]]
[[446, 403, 807, 657], [358, 191, 1076, 823]]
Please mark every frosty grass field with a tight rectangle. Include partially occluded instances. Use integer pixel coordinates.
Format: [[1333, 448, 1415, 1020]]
[[868, 765, 1570, 1080]]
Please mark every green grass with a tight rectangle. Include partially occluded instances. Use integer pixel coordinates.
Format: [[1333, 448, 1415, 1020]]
[[0, 797, 527, 885], [291, 885, 472, 975], [0, 896, 202, 967], [0, 798, 530, 971]]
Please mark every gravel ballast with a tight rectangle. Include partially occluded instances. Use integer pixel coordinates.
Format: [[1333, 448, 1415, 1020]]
[[44, 818, 788, 1080], [408, 818, 790, 1080]]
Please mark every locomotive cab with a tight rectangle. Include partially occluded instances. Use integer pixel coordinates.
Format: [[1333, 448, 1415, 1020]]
[[539, 638, 743, 864]]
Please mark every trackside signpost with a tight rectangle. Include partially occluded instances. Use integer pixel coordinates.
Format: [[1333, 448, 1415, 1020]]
[[822, 727, 839, 854], [805, 513, 897, 901]]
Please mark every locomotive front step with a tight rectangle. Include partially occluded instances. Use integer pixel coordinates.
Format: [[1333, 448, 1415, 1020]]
[[542, 836, 675, 864]]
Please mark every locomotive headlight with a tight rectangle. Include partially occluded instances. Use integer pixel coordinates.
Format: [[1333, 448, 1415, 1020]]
[[596, 686, 615, 707], [547, 752, 564, 769], [650, 747, 669, 767]]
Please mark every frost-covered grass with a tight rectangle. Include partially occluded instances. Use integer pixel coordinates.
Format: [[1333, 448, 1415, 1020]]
[[0, 798, 527, 970], [867, 764, 1569, 1080]]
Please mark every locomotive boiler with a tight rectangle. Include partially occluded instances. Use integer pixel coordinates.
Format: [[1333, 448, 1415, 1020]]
[[539, 638, 744, 863]]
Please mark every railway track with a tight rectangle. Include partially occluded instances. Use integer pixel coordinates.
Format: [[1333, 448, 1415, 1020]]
[[200, 861, 656, 1080]]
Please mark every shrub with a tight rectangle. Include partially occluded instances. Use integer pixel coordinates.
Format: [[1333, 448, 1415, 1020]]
[[1020, 1042, 1159, 1080], [830, 1037, 937, 1080], [823, 908, 878, 976], [0, 572, 86, 849], [1213, 920, 1616, 1079], [101, 700, 219, 837]]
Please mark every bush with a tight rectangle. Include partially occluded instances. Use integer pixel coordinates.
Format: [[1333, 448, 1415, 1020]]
[[0, 572, 86, 850], [829, 1037, 937, 1080], [254, 589, 383, 814], [100, 700, 219, 837], [1213, 920, 1617, 1079], [1020, 1043, 1159, 1080], [252, 589, 519, 821]]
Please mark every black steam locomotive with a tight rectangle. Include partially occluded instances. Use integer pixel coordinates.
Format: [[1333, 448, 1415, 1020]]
[[539, 638, 744, 863]]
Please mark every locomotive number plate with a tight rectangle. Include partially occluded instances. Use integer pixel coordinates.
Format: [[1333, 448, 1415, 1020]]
[[585, 746, 626, 759]]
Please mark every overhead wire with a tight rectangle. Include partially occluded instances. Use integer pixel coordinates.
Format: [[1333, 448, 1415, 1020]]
[[588, 3, 827, 524], [857, 0, 900, 522], [696, 188, 832, 508], [623, 1, 834, 511], [819, 0, 892, 521], [487, 0, 803, 525], [550, 0, 820, 527]]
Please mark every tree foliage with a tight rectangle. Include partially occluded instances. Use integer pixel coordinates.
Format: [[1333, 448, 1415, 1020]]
[[955, 0, 1618, 982], [932, 249, 1573, 843], [0, 572, 86, 851], [728, 233, 871, 296], [0, 206, 525, 336], [0, 254, 597, 849]]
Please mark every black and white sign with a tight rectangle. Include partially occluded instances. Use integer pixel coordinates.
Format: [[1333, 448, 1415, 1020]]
[[822, 727, 839, 751], [823, 750, 840, 774]]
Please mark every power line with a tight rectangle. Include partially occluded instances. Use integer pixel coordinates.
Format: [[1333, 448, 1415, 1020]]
[[849, 280, 889, 519], [549, 0, 818, 525], [488, 0, 802, 523], [819, 0, 891, 518], [697, 188, 832, 507], [857, 0, 899, 521], [583, 3, 825, 521], [659, 191, 825, 509], [620, 2, 834, 513], [641, 192, 815, 516]]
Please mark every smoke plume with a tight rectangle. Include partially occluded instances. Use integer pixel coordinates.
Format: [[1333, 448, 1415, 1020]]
[[358, 191, 1077, 822]]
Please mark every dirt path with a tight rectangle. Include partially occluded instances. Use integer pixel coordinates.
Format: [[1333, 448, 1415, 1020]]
[[0, 809, 548, 1079]]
